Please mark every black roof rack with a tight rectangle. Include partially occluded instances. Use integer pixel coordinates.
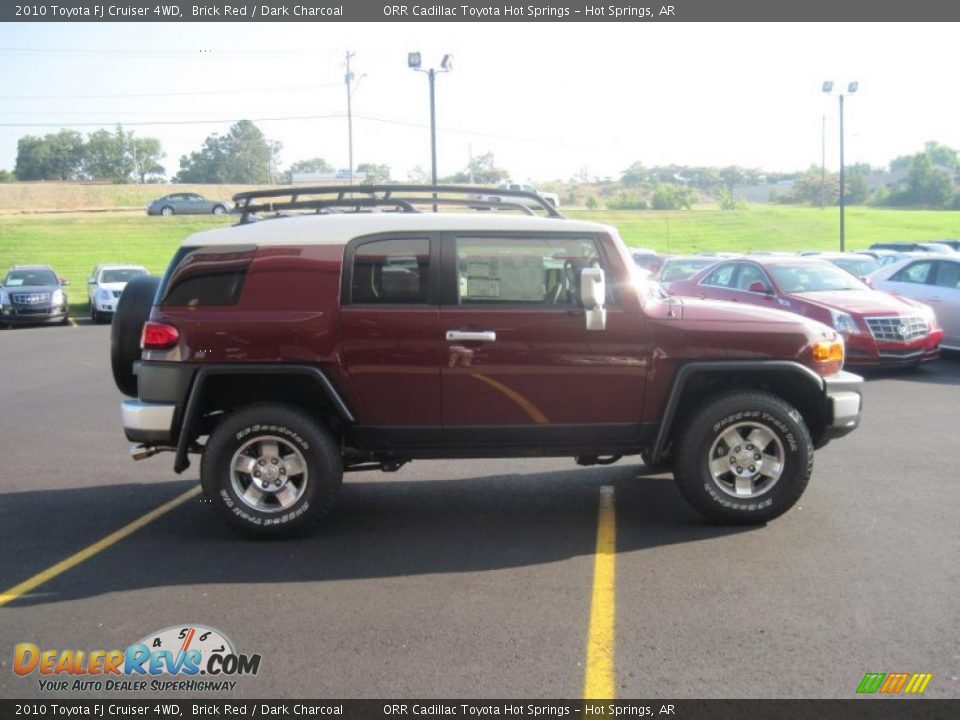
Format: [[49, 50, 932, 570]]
[[231, 184, 565, 224]]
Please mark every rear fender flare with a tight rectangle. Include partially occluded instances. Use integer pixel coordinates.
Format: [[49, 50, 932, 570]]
[[174, 364, 354, 473]]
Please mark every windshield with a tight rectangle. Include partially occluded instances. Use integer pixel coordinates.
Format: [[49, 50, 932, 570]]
[[768, 263, 866, 293], [831, 257, 880, 277], [101, 268, 147, 284], [3, 269, 57, 287], [660, 259, 714, 282]]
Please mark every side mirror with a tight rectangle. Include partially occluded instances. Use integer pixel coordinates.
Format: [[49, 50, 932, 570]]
[[60, 278, 70, 286], [579, 267, 607, 331], [748, 281, 771, 295]]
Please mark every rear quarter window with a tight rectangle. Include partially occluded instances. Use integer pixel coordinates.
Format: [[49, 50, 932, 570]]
[[157, 245, 255, 307]]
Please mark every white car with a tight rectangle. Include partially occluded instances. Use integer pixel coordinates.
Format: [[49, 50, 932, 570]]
[[87, 264, 149, 323], [471, 182, 560, 210], [870, 255, 960, 350]]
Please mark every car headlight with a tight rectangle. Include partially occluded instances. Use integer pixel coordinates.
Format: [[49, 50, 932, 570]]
[[97, 288, 112, 302], [0, 289, 7, 306], [830, 309, 859, 334], [51, 289, 64, 306]]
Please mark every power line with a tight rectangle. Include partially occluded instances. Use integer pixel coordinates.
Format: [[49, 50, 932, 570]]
[[0, 111, 600, 150], [0, 83, 340, 100]]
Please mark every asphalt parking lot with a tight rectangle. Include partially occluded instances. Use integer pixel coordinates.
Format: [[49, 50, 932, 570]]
[[0, 321, 957, 700]]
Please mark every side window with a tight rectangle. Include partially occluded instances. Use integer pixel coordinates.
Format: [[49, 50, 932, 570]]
[[454, 236, 600, 306], [158, 245, 255, 307], [892, 261, 934, 284], [933, 261, 960, 289], [350, 237, 430, 304], [701, 263, 737, 289], [735, 264, 771, 292]]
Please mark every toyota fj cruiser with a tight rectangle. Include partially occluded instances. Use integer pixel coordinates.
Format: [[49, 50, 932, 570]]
[[113, 185, 863, 536]]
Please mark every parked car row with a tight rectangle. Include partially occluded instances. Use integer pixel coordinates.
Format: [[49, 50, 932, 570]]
[[643, 246, 960, 368], [0, 263, 150, 328]]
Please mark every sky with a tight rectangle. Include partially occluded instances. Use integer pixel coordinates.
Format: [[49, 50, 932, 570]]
[[1, 22, 959, 183]]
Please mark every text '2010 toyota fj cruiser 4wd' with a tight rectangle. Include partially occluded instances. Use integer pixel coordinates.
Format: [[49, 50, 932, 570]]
[[113, 185, 863, 537]]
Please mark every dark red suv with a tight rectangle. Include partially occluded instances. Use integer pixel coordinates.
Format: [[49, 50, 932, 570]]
[[113, 186, 863, 536]]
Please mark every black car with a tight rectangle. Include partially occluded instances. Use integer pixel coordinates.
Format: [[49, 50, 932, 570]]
[[0, 265, 70, 327]]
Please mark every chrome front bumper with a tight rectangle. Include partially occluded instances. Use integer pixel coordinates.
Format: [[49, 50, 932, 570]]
[[822, 370, 864, 440]]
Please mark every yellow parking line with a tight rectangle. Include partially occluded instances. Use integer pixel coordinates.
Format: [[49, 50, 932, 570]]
[[68, 318, 78, 328], [0, 485, 201, 607], [583, 484, 617, 699]]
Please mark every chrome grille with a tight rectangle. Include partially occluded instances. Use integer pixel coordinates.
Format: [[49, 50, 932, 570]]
[[865, 316, 927, 341], [12, 293, 50, 305]]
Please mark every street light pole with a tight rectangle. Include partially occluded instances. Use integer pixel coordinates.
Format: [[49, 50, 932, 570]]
[[428, 68, 437, 186], [839, 93, 845, 251], [822, 80, 858, 252], [345, 51, 355, 186], [408, 52, 453, 202]]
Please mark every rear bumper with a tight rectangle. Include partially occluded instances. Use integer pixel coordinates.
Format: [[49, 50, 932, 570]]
[[122, 399, 176, 444], [821, 370, 864, 443]]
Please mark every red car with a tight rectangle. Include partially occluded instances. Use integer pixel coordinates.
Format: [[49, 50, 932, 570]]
[[668, 257, 942, 368]]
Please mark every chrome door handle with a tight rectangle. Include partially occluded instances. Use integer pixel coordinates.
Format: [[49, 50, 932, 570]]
[[446, 330, 497, 342]]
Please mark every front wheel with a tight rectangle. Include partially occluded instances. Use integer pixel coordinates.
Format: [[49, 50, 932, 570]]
[[212, 205, 226, 215], [201, 404, 343, 538], [160, 206, 174, 216], [673, 391, 813, 525]]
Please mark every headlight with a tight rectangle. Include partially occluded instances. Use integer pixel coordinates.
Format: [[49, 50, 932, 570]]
[[97, 288, 112, 301], [51, 289, 64, 306], [830, 309, 859, 334], [0, 289, 7, 305]]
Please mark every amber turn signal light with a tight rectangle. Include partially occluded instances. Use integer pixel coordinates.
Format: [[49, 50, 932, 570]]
[[812, 339, 844, 375]]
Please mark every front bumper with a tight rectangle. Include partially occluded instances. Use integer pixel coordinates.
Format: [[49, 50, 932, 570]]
[[843, 329, 942, 368], [821, 370, 864, 442], [1, 305, 68, 324]]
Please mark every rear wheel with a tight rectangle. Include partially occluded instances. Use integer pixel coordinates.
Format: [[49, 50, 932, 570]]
[[110, 275, 160, 397], [201, 405, 343, 538], [673, 391, 813, 525]]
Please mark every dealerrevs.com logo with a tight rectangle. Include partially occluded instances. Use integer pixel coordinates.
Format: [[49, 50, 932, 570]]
[[13, 625, 261, 693]]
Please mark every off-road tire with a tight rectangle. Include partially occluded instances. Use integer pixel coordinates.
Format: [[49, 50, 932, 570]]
[[110, 274, 160, 397], [673, 390, 813, 525], [201, 404, 343, 538]]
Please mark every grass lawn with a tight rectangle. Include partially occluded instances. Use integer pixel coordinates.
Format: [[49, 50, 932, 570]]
[[0, 214, 231, 317], [0, 205, 957, 317]]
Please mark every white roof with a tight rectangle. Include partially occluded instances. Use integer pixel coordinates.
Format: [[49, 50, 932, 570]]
[[181, 212, 616, 247]]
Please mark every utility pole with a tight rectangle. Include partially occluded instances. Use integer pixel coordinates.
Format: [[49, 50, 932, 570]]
[[345, 51, 355, 185], [468, 143, 474, 184]]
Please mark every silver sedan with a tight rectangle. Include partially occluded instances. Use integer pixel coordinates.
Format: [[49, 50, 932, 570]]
[[870, 256, 960, 350], [147, 193, 232, 216]]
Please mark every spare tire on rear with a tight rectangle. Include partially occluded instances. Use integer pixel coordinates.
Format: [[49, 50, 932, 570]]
[[111, 275, 160, 397]]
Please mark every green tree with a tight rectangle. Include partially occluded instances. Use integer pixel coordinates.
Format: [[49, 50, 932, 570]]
[[176, 120, 279, 184], [280, 157, 333, 184], [15, 130, 85, 180], [0, 169, 14, 182], [132, 137, 166, 183], [444, 151, 508, 184], [651, 184, 696, 210], [84, 127, 133, 182], [356, 162, 391, 184], [621, 162, 649, 187]]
